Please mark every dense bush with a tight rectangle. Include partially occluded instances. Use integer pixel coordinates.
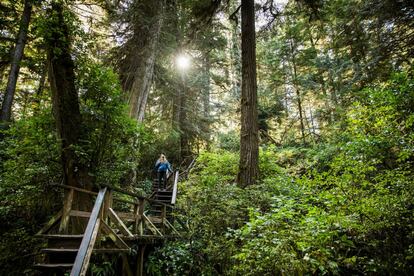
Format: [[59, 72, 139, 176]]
[[147, 72, 414, 275], [0, 61, 144, 275]]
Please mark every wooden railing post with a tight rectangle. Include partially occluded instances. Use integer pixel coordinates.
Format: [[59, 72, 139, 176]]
[[133, 201, 139, 234], [161, 205, 166, 234], [59, 188, 74, 234], [136, 245, 146, 276], [171, 171, 179, 205], [71, 187, 107, 276], [136, 199, 145, 236], [103, 189, 113, 222]]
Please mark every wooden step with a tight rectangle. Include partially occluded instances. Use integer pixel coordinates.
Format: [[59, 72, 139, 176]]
[[40, 234, 83, 249], [42, 247, 130, 254], [94, 248, 130, 253], [149, 217, 163, 223], [155, 193, 172, 197], [150, 206, 173, 212], [154, 199, 172, 203], [34, 263, 73, 269], [41, 248, 78, 253], [38, 234, 84, 239], [155, 199, 172, 203], [42, 248, 78, 264], [154, 200, 172, 203]]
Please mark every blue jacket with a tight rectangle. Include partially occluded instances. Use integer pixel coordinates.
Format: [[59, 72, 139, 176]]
[[155, 160, 172, 172]]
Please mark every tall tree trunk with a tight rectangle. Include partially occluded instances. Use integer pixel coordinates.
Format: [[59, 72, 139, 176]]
[[230, 17, 241, 98], [203, 54, 211, 148], [282, 61, 290, 117], [0, 0, 32, 122], [33, 61, 48, 114], [172, 85, 182, 161], [46, 3, 91, 216], [238, 0, 259, 187], [172, 85, 182, 130], [124, 0, 164, 122], [179, 73, 190, 161], [289, 39, 306, 144]]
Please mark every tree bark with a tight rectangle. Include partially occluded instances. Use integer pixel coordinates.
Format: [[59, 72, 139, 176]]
[[46, 3, 92, 217], [203, 54, 211, 148], [122, 0, 164, 123], [33, 61, 48, 114], [172, 85, 182, 161], [238, 0, 259, 187], [0, 0, 32, 122], [178, 72, 190, 162], [289, 39, 306, 144]]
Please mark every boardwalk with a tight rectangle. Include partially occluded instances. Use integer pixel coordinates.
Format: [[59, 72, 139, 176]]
[[34, 171, 181, 276]]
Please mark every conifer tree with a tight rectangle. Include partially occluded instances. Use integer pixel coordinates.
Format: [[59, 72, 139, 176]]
[[238, 0, 259, 187]]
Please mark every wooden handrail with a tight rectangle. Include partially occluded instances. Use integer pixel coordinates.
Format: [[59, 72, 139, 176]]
[[71, 187, 107, 276], [171, 171, 179, 205], [53, 183, 98, 196], [39, 175, 184, 274], [53, 183, 173, 208], [102, 184, 145, 200]]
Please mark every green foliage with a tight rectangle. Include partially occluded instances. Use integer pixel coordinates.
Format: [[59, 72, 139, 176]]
[[217, 131, 240, 152], [1, 0, 413, 274], [0, 108, 61, 215], [148, 72, 414, 275], [147, 241, 198, 275], [194, 151, 239, 183], [0, 227, 43, 275], [0, 60, 143, 275], [76, 60, 141, 187], [147, 149, 291, 274], [90, 260, 116, 276], [0, 108, 61, 275]]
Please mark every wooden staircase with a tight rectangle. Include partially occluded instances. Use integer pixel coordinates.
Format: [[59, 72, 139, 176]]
[[34, 171, 180, 276], [34, 234, 82, 272], [34, 233, 131, 273], [147, 173, 177, 231]]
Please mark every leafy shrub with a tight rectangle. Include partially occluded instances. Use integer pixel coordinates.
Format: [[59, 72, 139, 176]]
[[0, 61, 145, 275], [147, 71, 414, 275], [217, 131, 240, 152]]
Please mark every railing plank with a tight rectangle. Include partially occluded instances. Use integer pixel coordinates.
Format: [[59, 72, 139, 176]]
[[71, 187, 107, 276], [102, 184, 145, 200], [36, 209, 63, 235], [164, 219, 181, 237], [108, 208, 133, 237], [54, 183, 98, 196], [54, 182, 171, 208], [171, 171, 179, 205], [143, 214, 163, 236], [118, 212, 136, 221], [100, 220, 130, 249], [70, 210, 91, 218]]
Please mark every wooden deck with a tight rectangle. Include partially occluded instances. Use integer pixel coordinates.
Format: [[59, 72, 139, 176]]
[[34, 171, 182, 276]]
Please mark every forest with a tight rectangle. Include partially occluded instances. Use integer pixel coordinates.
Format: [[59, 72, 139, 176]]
[[0, 0, 413, 275]]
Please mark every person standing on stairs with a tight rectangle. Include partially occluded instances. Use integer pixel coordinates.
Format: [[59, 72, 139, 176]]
[[155, 154, 173, 191]]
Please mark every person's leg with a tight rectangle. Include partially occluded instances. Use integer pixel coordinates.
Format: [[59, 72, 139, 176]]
[[157, 171, 162, 191], [163, 171, 167, 190]]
